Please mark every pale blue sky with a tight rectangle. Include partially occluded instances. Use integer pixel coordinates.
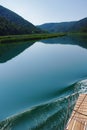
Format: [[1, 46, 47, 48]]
[[0, 0, 87, 25]]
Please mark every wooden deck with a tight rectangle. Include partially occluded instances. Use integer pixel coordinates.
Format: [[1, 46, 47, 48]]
[[65, 94, 87, 130]]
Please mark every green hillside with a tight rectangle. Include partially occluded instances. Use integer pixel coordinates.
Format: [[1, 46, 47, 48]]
[[0, 5, 42, 35], [38, 18, 87, 33]]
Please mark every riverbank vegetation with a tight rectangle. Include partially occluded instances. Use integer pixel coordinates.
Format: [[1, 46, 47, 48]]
[[68, 32, 87, 36], [0, 33, 66, 43]]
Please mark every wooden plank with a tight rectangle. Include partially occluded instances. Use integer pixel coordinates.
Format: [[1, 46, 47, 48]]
[[65, 94, 87, 130]]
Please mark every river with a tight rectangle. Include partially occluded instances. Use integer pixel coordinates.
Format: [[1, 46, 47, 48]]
[[0, 35, 87, 130]]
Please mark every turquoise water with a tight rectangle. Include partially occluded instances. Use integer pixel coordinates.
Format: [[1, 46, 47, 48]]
[[0, 36, 87, 130]]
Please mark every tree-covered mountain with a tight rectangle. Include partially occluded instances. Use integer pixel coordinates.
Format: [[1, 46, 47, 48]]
[[71, 18, 87, 32], [38, 22, 76, 33], [38, 18, 87, 33], [0, 5, 42, 35]]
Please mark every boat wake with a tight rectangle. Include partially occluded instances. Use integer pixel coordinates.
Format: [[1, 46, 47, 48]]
[[0, 79, 87, 130]]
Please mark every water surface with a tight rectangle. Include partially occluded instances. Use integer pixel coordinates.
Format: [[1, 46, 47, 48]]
[[0, 36, 87, 130]]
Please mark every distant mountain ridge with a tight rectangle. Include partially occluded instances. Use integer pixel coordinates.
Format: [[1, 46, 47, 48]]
[[71, 18, 87, 32], [0, 5, 42, 35], [0, 5, 87, 35], [38, 18, 87, 33]]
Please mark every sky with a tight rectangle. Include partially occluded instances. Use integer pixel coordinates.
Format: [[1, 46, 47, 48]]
[[0, 0, 87, 25]]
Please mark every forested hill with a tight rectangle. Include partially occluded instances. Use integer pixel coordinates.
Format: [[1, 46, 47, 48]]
[[38, 18, 87, 33], [0, 5, 42, 35], [71, 18, 87, 32]]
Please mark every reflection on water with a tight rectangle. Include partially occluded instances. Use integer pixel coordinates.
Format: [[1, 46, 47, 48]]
[[0, 40, 35, 63], [0, 36, 87, 130], [41, 35, 87, 49], [0, 35, 87, 63]]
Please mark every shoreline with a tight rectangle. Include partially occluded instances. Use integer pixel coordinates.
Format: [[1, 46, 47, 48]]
[[0, 33, 66, 44]]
